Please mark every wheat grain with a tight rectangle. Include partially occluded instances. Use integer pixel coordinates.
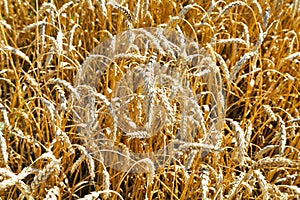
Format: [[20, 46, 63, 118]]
[[45, 46, 55, 66], [86, 154, 95, 181], [125, 131, 150, 138], [157, 89, 175, 123], [23, 21, 47, 31], [213, 51, 230, 81], [252, 0, 263, 18], [133, 0, 141, 23], [292, 0, 300, 17], [254, 23, 264, 51], [40, 97, 57, 124], [72, 144, 95, 180], [113, 53, 145, 62], [178, 141, 222, 152], [144, 53, 157, 132], [3, 0, 9, 15], [78, 190, 124, 200]]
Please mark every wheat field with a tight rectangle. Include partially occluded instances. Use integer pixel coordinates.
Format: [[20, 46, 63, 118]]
[[0, 0, 300, 199]]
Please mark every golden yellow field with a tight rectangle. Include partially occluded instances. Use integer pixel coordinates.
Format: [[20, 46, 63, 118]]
[[0, 0, 299, 199]]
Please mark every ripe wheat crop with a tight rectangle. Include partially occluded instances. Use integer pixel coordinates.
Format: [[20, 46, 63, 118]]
[[0, 0, 299, 199]]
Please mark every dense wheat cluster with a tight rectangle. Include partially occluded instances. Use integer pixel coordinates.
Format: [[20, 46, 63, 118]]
[[0, 0, 299, 199]]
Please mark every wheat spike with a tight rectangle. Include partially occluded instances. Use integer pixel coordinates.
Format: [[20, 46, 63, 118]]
[[255, 157, 297, 168], [56, 31, 64, 53], [97, 0, 107, 18], [218, 1, 249, 18], [0, 45, 32, 65], [262, 105, 277, 121], [30, 158, 61, 193], [102, 168, 111, 199], [71, 155, 85, 174], [0, 103, 9, 127], [254, 170, 270, 200], [44, 186, 60, 200], [57, 1, 73, 16], [141, 0, 149, 19], [0, 130, 8, 167], [276, 114, 287, 155], [86, 0, 94, 11], [227, 172, 245, 199], [230, 120, 247, 164], [231, 50, 257, 81], [0, 20, 12, 30], [68, 24, 80, 53], [200, 165, 210, 199], [107, 1, 133, 22]]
